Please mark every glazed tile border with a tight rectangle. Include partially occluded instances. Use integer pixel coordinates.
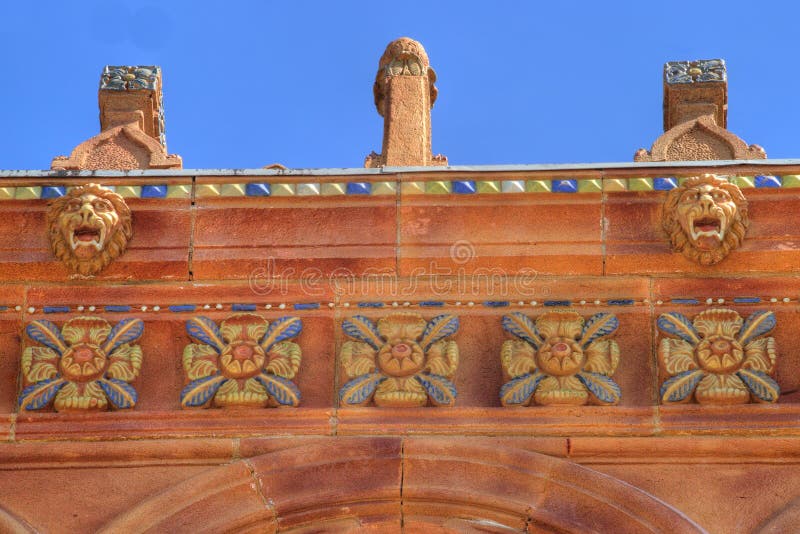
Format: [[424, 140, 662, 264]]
[[0, 295, 792, 314], [0, 175, 795, 200]]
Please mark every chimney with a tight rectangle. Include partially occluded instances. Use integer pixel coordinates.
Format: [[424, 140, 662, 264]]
[[365, 37, 447, 168], [635, 59, 765, 162], [52, 66, 182, 170]]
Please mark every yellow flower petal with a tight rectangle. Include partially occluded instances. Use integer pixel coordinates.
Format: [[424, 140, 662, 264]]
[[501, 339, 536, 378], [107, 344, 143, 382], [583, 339, 619, 376], [695, 373, 749, 405], [220, 313, 268, 343], [742, 337, 777, 373], [341, 340, 377, 378], [425, 340, 459, 378], [377, 313, 426, 343], [658, 338, 698, 375], [21, 346, 59, 380], [692, 309, 743, 338], [62, 317, 112, 346], [536, 311, 584, 341], [265, 341, 302, 379], [182, 343, 220, 380]]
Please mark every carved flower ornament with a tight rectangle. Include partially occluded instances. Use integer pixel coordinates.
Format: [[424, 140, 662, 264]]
[[19, 317, 143, 411], [339, 313, 459, 407], [500, 311, 621, 406], [181, 313, 302, 408], [658, 309, 779, 404]]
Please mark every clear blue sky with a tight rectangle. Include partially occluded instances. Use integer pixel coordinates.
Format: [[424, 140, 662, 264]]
[[1, 1, 797, 170]]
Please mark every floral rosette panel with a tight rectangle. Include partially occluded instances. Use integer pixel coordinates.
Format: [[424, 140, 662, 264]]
[[657, 309, 779, 404], [500, 311, 621, 406], [19, 316, 143, 412], [339, 313, 459, 407], [181, 313, 302, 408]]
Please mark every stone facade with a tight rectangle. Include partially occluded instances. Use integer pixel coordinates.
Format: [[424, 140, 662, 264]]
[[0, 41, 799, 533]]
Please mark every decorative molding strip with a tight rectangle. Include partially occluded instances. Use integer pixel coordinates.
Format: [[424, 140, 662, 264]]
[[3, 175, 798, 200], [4, 296, 798, 315]]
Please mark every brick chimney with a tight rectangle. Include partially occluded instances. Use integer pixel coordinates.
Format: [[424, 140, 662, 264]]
[[52, 66, 182, 170], [365, 37, 447, 168], [635, 59, 765, 161]]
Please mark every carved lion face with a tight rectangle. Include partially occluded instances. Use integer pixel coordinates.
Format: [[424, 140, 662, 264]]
[[47, 184, 132, 276], [662, 174, 748, 265]]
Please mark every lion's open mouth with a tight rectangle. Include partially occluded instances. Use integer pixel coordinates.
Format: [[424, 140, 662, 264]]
[[691, 217, 723, 241], [70, 226, 104, 250]]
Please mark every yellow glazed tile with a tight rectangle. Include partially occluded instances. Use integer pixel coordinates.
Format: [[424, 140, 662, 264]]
[[0, 187, 14, 199], [271, 183, 296, 196], [220, 183, 246, 196], [321, 183, 347, 196], [166, 185, 191, 199], [296, 183, 321, 196], [371, 181, 397, 195], [627, 178, 653, 191], [425, 181, 451, 194], [731, 176, 755, 188], [577, 179, 602, 193], [525, 180, 551, 193], [476, 181, 500, 193], [116, 185, 142, 198], [14, 187, 40, 199], [602, 179, 627, 191], [402, 181, 426, 195]]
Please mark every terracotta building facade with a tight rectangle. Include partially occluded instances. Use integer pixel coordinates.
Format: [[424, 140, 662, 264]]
[[1, 39, 800, 533]]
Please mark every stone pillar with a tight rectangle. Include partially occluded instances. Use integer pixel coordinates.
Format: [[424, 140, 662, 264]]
[[52, 66, 181, 170], [365, 37, 447, 168], [635, 59, 765, 162]]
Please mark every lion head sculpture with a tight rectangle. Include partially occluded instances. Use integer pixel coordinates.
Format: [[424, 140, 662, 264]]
[[46, 184, 133, 276], [662, 174, 749, 266]]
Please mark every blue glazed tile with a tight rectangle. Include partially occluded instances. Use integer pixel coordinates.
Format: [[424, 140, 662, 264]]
[[670, 298, 699, 305], [733, 297, 761, 304], [551, 179, 578, 193], [104, 305, 131, 313], [452, 180, 477, 194], [232, 304, 257, 311], [653, 177, 678, 191], [608, 299, 635, 306], [140, 185, 167, 198], [346, 182, 371, 195], [483, 301, 509, 307], [419, 301, 444, 307], [357, 302, 385, 308], [245, 183, 271, 196], [41, 186, 66, 199], [755, 175, 782, 188], [294, 303, 320, 310], [169, 305, 197, 313], [0, 307, 7, 312], [43, 306, 69, 313], [544, 300, 571, 307]]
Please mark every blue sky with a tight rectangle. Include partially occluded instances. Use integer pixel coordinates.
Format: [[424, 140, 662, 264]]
[[1, 1, 797, 170]]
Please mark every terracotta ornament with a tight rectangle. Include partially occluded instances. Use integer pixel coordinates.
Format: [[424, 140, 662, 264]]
[[19, 317, 143, 411], [51, 66, 182, 170], [635, 59, 765, 161], [339, 313, 459, 407], [365, 37, 447, 167], [658, 309, 779, 404], [181, 313, 302, 408], [662, 174, 748, 265], [500, 311, 621, 406], [47, 183, 133, 277]]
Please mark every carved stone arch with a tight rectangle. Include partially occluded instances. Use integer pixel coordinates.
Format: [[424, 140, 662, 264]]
[[635, 115, 766, 162], [0, 504, 37, 533], [754, 494, 800, 533], [51, 125, 182, 170], [100, 438, 703, 533]]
